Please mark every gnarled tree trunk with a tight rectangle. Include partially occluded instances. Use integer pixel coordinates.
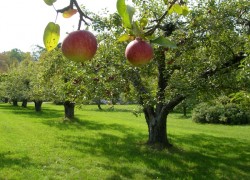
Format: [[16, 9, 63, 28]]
[[128, 47, 185, 148], [64, 101, 75, 120], [22, 99, 28, 108], [143, 95, 185, 148], [34, 100, 43, 112], [4, 98, 8, 103], [12, 99, 18, 106], [145, 111, 169, 146]]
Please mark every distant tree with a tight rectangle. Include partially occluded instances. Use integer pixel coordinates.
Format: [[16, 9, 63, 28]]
[[5, 57, 34, 107], [38, 49, 87, 119]]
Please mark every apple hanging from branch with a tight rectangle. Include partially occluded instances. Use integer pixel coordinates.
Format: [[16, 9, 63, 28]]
[[61, 30, 97, 62], [116, 0, 188, 66], [43, 0, 97, 56], [125, 38, 153, 66]]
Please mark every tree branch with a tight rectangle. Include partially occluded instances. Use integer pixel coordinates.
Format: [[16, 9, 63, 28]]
[[161, 94, 186, 115], [144, 0, 178, 36], [200, 52, 247, 78], [56, 0, 93, 28]]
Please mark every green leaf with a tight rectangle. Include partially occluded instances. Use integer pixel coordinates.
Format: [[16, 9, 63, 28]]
[[116, 0, 126, 16], [151, 36, 177, 48], [139, 16, 148, 28], [126, 5, 135, 27], [43, 22, 60, 51], [182, 5, 189, 16], [163, 0, 168, 5], [169, 4, 182, 15], [117, 34, 131, 42], [116, 0, 135, 28], [43, 0, 56, 6]]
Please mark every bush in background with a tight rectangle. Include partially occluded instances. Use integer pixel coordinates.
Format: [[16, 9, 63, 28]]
[[192, 98, 249, 125]]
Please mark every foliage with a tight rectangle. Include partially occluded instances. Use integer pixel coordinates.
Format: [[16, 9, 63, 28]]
[[4, 57, 35, 103], [192, 98, 250, 125]]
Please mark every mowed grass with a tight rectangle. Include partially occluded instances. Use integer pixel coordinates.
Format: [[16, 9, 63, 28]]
[[0, 103, 249, 180]]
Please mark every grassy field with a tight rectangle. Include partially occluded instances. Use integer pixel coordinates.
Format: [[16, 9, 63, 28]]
[[0, 103, 249, 179]]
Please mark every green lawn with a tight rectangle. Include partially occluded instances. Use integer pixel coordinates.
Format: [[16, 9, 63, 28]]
[[0, 103, 249, 179]]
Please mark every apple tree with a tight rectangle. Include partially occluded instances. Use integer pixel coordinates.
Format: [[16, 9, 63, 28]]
[[112, 0, 249, 147], [5, 57, 34, 107], [42, 0, 249, 148]]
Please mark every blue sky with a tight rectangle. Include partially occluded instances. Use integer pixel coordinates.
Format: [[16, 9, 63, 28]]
[[0, 0, 118, 53]]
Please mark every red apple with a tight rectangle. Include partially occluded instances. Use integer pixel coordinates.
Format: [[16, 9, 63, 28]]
[[62, 30, 97, 62], [125, 38, 154, 66]]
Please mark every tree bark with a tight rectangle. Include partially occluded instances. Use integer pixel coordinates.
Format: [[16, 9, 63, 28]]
[[96, 99, 102, 110], [144, 106, 171, 147], [127, 48, 186, 148], [22, 99, 28, 108], [12, 99, 18, 106], [34, 100, 43, 112], [4, 98, 8, 103], [64, 101, 75, 120]]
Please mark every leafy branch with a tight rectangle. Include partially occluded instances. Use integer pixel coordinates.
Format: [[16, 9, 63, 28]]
[[144, 0, 178, 36], [56, 0, 94, 29]]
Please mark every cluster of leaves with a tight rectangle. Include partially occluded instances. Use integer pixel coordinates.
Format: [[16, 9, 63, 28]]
[[116, 0, 189, 49], [192, 96, 250, 125]]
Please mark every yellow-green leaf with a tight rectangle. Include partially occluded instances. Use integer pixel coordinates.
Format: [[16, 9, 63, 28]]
[[169, 4, 182, 15], [43, 22, 60, 51], [43, 0, 56, 6], [140, 16, 148, 28], [63, 9, 78, 18], [116, 0, 135, 29], [163, 0, 168, 5], [182, 5, 189, 16], [117, 34, 131, 42]]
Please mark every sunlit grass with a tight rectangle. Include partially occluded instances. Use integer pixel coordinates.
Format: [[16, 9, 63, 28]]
[[0, 103, 249, 179]]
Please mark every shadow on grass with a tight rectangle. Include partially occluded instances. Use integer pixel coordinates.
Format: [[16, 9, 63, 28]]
[[0, 103, 64, 119], [0, 151, 35, 169], [51, 118, 250, 179], [43, 117, 134, 133]]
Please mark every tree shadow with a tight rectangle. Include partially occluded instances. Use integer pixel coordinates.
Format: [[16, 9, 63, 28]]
[[0, 151, 36, 169], [54, 119, 250, 179], [43, 117, 134, 133], [0, 103, 64, 119]]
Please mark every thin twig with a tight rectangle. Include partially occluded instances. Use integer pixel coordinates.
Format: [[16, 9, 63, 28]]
[[144, 0, 178, 36]]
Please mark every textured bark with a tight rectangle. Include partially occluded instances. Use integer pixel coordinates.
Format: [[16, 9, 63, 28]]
[[127, 48, 186, 148], [64, 101, 75, 120], [22, 99, 28, 108], [34, 101, 43, 112], [97, 99, 102, 110], [12, 99, 18, 106], [144, 106, 170, 147]]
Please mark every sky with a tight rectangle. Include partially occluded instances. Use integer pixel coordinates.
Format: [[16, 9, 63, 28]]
[[0, 0, 118, 53]]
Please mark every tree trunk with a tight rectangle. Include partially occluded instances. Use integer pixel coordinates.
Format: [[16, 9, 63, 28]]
[[22, 99, 28, 108], [4, 98, 8, 103], [144, 107, 172, 148], [183, 104, 187, 117], [97, 99, 102, 110], [34, 100, 43, 112], [12, 99, 18, 106], [64, 101, 75, 120], [127, 47, 186, 149], [147, 117, 170, 146]]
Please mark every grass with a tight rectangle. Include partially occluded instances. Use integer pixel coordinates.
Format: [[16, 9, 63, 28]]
[[0, 102, 249, 179]]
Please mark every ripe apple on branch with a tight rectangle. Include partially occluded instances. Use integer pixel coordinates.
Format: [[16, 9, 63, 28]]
[[43, 0, 98, 62], [116, 0, 189, 66]]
